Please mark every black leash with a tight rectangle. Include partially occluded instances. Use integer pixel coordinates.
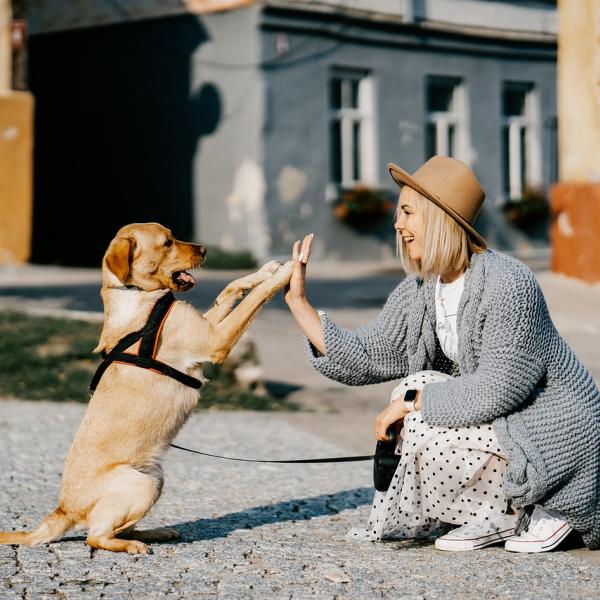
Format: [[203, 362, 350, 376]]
[[169, 443, 374, 464], [91, 293, 373, 465]]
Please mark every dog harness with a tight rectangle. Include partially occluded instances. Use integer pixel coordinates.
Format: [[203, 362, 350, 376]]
[[89, 291, 203, 394]]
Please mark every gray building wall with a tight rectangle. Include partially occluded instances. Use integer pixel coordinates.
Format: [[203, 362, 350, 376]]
[[260, 8, 557, 259], [26, 0, 558, 263], [191, 6, 269, 257]]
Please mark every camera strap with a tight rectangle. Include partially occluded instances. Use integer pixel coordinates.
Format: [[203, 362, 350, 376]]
[[169, 443, 374, 463]]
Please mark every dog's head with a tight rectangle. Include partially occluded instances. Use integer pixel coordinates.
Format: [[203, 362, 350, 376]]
[[102, 223, 206, 292]]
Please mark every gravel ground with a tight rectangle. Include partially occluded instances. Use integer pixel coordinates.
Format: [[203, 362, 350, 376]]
[[1, 400, 600, 599]]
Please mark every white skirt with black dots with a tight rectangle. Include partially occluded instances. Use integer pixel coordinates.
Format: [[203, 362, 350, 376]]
[[349, 370, 511, 542]]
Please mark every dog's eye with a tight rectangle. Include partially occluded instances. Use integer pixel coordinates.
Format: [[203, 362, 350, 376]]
[[164, 239, 173, 247]]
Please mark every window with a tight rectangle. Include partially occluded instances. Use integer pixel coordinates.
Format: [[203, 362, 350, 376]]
[[329, 69, 376, 186], [425, 77, 464, 160], [502, 82, 541, 199]]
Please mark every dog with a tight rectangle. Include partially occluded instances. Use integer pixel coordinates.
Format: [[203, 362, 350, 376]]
[[0, 222, 293, 554]]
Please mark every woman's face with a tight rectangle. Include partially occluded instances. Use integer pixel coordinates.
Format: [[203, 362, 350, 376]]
[[395, 188, 424, 262]]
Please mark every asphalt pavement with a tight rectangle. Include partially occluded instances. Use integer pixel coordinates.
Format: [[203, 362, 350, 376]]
[[1, 253, 600, 597], [1, 400, 600, 599]]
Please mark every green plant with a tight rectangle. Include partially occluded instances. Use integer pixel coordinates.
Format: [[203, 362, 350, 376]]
[[502, 187, 549, 230], [202, 246, 258, 270], [333, 186, 394, 229]]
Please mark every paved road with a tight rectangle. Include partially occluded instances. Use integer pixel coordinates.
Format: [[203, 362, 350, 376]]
[[1, 400, 600, 599], [1, 258, 599, 451]]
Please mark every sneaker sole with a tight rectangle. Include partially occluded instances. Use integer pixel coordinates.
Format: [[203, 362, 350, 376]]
[[435, 528, 515, 552], [504, 523, 572, 553]]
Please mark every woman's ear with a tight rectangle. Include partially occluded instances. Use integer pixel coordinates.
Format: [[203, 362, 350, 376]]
[[104, 237, 135, 284]]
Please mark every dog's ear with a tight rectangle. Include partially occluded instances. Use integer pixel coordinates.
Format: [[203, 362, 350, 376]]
[[104, 237, 135, 284]]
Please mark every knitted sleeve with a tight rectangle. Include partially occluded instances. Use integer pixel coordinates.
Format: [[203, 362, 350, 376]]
[[421, 265, 547, 427], [303, 277, 415, 386]]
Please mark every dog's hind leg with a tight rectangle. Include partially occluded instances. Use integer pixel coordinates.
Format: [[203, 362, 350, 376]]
[[86, 466, 162, 555]]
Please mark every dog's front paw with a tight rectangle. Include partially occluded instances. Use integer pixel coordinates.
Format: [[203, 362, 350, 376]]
[[259, 260, 283, 276], [273, 260, 294, 284]]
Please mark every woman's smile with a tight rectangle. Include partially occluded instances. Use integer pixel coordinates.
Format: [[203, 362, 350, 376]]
[[395, 188, 424, 261]]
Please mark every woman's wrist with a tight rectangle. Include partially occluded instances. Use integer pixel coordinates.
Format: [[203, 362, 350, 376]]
[[286, 295, 308, 310], [414, 389, 423, 411]]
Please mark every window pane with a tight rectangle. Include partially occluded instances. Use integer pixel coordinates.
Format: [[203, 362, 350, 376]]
[[330, 78, 342, 109], [352, 121, 361, 181], [330, 119, 342, 183], [427, 81, 455, 112], [502, 125, 510, 195], [349, 79, 360, 109], [503, 87, 526, 117], [425, 122, 436, 159], [448, 124, 455, 158], [520, 127, 527, 191]]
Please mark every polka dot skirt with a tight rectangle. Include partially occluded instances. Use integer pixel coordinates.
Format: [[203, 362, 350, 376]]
[[348, 371, 511, 542]]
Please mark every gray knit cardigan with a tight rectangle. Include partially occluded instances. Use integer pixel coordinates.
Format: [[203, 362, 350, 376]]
[[305, 249, 600, 548]]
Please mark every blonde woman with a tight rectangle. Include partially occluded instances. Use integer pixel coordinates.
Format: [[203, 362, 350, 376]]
[[285, 156, 600, 552]]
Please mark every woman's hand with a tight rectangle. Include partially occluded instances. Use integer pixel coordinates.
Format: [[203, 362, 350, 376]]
[[283, 234, 325, 354], [284, 234, 313, 308], [375, 401, 409, 441]]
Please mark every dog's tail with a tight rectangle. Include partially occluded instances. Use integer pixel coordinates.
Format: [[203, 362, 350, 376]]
[[0, 507, 74, 546]]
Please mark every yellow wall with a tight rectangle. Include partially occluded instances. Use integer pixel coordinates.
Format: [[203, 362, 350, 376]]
[[557, 0, 600, 181], [0, 91, 33, 263]]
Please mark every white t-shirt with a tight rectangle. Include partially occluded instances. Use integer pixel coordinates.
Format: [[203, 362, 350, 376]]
[[434, 273, 465, 361]]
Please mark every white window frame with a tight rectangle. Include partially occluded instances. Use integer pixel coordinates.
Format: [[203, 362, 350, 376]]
[[329, 69, 377, 187], [502, 82, 542, 200], [425, 76, 469, 163]]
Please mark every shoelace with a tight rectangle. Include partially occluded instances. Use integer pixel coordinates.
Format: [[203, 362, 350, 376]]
[[518, 512, 561, 540]]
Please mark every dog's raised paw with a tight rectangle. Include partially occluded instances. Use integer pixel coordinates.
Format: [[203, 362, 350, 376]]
[[259, 260, 283, 276]]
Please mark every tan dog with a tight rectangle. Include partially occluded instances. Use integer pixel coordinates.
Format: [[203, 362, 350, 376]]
[[0, 222, 293, 554]]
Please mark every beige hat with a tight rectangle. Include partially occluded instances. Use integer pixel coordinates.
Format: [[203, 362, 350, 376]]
[[387, 156, 487, 249]]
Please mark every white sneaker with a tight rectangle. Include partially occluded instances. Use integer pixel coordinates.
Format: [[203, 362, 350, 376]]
[[435, 515, 517, 552], [504, 505, 572, 553]]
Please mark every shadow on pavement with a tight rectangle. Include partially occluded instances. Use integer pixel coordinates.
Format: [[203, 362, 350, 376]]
[[171, 487, 373, 542]]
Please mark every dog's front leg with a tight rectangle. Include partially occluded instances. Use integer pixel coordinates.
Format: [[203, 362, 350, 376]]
[[208, 261, 294, 363], [202, 260, 283, 325]]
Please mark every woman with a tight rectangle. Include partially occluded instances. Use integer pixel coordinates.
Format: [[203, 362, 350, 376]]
[[285, 156, 600, 552]]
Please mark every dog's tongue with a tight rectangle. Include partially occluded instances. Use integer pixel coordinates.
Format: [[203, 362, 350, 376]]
[[179, 271, 195, 285], [174, 270, 196, 289]]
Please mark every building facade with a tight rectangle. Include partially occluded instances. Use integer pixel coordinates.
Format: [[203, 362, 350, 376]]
[[27, 0, 557, 264]]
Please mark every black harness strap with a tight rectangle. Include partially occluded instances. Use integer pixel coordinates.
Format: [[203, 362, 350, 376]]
[[89, 292, 203, 394], [89, 293, 372, 466]]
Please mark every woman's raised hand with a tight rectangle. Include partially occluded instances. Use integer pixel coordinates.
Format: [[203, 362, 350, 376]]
[[284, 234, 314, 308], [284, 234, 325, 354]]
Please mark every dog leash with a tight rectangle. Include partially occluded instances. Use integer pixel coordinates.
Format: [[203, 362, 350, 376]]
[[169, 443, 374, 463]]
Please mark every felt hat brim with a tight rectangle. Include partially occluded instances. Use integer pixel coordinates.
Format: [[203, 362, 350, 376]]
[[388, 160, 487, 250]]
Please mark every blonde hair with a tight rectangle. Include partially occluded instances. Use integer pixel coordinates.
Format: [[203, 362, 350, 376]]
[[395, 186, 485, 280]]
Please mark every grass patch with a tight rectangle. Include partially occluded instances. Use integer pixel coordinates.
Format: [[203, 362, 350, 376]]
[[0, 311, 298, 410]]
